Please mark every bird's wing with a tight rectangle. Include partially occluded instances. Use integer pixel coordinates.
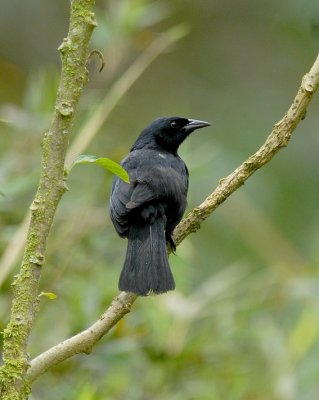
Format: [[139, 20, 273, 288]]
[[110, 151, 157, 236], [110, 170, 157, 220], [127, 165, 187, 209], [126, 181, 156, 210], [110, 150, 188, 236], [110, 177, 132, 236]]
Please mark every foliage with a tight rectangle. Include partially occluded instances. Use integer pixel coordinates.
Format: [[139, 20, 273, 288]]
[[70, 155, 130, 183]]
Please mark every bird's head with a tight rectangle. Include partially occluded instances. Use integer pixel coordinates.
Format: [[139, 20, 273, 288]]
[[131, 116, 211, 154]]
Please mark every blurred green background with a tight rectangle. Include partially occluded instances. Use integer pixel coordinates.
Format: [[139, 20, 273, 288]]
[[1, 0, 319, 399]]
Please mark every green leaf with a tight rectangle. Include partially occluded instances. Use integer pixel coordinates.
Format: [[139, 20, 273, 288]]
[[70, 155, 130, 183], [39, 292, 57, 300]]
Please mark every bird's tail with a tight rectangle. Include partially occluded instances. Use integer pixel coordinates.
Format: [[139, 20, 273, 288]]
[[119, 217, 175, 296]]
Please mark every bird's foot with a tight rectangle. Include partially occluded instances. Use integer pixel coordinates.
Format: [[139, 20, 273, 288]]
[[166, 235, 176, 253]]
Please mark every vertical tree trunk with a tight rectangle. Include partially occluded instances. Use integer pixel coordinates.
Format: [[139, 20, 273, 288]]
[[0, 1, 96, 398]]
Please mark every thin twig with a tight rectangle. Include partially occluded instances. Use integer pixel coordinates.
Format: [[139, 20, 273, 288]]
[[27, 53, 319, 384], [87, 49, 105, 72]]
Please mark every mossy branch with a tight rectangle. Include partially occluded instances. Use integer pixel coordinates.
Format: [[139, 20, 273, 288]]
[[0, 1, 96, 399], [26, 53, 319, 383]]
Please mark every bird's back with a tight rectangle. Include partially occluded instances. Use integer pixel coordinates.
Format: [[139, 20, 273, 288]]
[[110, 149, 189, 237]]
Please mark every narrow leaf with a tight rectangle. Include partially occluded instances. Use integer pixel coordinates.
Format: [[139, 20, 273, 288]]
[[70, 155, 130, 183]]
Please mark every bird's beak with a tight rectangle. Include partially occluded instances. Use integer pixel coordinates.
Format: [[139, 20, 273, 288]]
[[182, 119, 211, 133]]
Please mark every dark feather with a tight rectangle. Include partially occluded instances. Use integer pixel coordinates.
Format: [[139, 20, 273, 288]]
[[119, 217, 175, 295]]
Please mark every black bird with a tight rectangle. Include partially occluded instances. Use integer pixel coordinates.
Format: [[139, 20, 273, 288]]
[[110, 116, 211, 295]]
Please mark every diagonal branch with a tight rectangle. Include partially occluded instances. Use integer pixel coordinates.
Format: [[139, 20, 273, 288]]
[[27, 292, 138, 383], [27, 53, 319, 384], [173, 54, 319, 245]]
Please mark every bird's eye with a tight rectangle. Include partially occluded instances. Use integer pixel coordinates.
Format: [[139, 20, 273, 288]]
[[170, 121, 178, 128]]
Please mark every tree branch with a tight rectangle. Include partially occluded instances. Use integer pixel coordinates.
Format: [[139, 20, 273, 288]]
[[27, 292, 137, 383], [173, 54, 319, 245], [26, 53, 319, 384], [0, 1, 96, 399]]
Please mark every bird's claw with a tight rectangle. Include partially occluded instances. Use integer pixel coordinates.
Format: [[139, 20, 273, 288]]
[[166, 235, 176, 253]]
